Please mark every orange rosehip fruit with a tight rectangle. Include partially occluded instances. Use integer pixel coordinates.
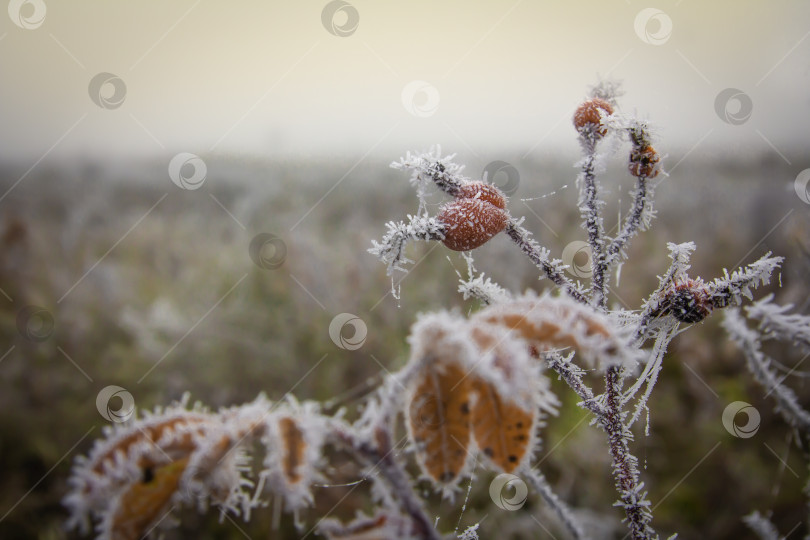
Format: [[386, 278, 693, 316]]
[[437, 198, 508, 251], [628, 145, 661, 178], [573, 98, 614, 137], [456, 182, 507, 209]]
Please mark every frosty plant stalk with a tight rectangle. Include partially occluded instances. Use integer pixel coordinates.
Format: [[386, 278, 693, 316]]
[[65, 82, 810, 539]]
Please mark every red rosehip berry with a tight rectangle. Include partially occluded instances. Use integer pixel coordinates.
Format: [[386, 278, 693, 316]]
[[437, 198, 508, 251], [573, 98, 614, 137], [456, 182, 507, 209]]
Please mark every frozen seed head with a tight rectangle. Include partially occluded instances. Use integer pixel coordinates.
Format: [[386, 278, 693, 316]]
[[628, 145, 661, 178], [456, 181, 507, 209], [573, 98, 614, 137], [663, 281, 713, 323], [437, 198, 508, 251]]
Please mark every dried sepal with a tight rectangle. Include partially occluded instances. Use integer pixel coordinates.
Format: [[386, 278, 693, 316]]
[[628, 145, 661, 178], [406, 361, 473, 485], [654, 279, 713, 323]]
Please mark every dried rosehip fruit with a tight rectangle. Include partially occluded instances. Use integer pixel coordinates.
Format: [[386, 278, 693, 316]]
[[456, 182, 507, 209], [437, 198, 508, 251], [573, 98, 614, 137], [628, 145, 661, 178]]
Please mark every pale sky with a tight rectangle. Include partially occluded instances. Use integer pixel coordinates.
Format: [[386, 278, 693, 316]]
[[1, 0, 808, 162]]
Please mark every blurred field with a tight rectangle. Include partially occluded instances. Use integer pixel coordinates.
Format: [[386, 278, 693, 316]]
[[0, 149, 809, 539]]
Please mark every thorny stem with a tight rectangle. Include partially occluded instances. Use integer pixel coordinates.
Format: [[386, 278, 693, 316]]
[[579, 135, 608, 309], [607, 176, 649, 267], [520, 465, 586, 540], [545, 352, 606, 417], [603, 366, 655, 540], [504, 221, 589, 305], [338, 426, 442, 540], [428, 161, 464, 197], [724, 311, 810, 435]]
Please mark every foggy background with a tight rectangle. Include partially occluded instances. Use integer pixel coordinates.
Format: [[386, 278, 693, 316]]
[[2, 1, 810, 539], [1, 0, 809, 161]]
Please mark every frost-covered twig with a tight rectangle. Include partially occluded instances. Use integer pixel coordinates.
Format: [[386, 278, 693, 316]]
[[576, 133, 608, 308], [504, 220, 589, 305], [743, 510, 782, 540], [544, 351, 605, 417], [606, 121, 660, 268], [369, 215, 446, 275], [602, 366, 656, 540], [334, 426, 443, 540], [455, 252, 512, 306], [520, 465, 587, 540], [708, 254, 784, 309], [747, 294, 810, 352], [723, 309, 810, 433], [635, 242, 697, 342]]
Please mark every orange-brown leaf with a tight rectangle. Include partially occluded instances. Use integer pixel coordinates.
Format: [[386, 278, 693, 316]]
[[111, 457, 189, 540], [408, 362, 472, 484], [279, 416, 305, 484], [470, 377, 534, 473]]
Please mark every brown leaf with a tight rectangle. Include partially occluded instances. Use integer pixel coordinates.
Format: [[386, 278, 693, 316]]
[[408, 362, 472, 484], [111, 457, 189, 540], [470, 377, 534, 473], [279, 416, 306, 484]]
